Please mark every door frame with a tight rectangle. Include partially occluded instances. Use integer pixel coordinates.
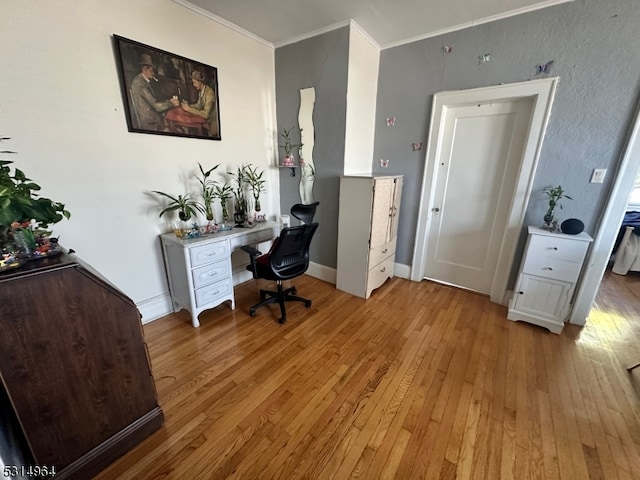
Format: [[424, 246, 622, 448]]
[[569, 98, 640, 325], [411, 77, 559, 304]]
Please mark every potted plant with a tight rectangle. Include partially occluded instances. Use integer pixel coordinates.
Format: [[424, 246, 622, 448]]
[[152, 191, 203, 222], [244, 164, 266, 212], [0, 137, 70, 257], [195, 162, 219, 222], [543, 185, 572, 229], [211, 182, 233, 228], [229, 166, 249, 225], [279, 127, 299, 167]]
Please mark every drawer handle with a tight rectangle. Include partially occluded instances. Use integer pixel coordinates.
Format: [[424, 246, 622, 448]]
[[382, 248, 388, 253], [201, 271, 219, 280], [543, 267, 553, 271], [380, 267, 386, 272], [518, 291, 524, 295], [206, 290, 220, 298], [552, 247, 558, 250]]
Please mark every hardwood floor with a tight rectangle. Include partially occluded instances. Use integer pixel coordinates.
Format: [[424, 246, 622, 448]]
[[93, 271, 640, 479]]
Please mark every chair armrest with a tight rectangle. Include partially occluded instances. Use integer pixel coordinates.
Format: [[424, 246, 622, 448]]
[[241, 245, 262, 279], [241, 245, 262, 256]]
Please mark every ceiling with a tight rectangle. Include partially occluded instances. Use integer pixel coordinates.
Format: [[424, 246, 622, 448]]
[[175, 0, 572, 49]]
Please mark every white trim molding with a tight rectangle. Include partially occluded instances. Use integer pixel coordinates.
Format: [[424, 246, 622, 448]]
[[570, 99, 640, 325], [412, 77, 559, 305], [137, 294, 173, 324], [171, 0, 274, 48], [382, 0, 574, 49], [307, 262, 336, 284]]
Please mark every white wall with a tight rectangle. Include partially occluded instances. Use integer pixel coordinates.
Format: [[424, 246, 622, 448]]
[[0, 0, 278, 320], [343, 23, 380, 175]]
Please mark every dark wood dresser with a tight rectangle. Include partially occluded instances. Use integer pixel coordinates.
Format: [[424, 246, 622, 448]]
[[0, 253, 163, 479]]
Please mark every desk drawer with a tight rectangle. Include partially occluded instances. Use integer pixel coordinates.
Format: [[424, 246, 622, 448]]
[[522, 256, 583, 283], [189, 241, 230, 268], [192, 260, 231, 289], [527, 235, 589, 262], [229, 227, 278, 251], [195, 278, 233, 308]]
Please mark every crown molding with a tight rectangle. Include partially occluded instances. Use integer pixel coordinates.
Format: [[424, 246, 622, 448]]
[[274, 19, 352, 48], [382, 0, 574, 49], [171, 0, 274, 49]]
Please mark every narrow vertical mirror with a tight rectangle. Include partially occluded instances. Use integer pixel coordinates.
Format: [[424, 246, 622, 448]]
[[298, 87, 316, 204]]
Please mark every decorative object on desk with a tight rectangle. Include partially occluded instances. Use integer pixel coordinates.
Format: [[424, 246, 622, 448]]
[[542, 185, 572, 231], [113, 35, 221, 140], [212, 182, 233, 229], [195, 162, 219, 223], [0, 136, 70, 261], [230, 165, 249, 225], [0, 252, 25, 271], [298, 87, 317, 204], [245, 164, 266, 213], [279, 127, 300, 176], [561, 218, 584, 235], [172, 220, 187, 238]]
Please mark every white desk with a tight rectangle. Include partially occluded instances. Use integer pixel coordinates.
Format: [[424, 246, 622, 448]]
[[160, 220, 279, 327]]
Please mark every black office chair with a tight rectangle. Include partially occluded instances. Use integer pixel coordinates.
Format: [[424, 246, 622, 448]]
[[241, 206, 318, 324], [291, 201, 319, 224]]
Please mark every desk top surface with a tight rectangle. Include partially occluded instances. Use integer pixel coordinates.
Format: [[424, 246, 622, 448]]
[[161, 220, 279, 247]]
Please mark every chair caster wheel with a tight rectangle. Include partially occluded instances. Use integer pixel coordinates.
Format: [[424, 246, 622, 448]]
[[249, 308, 257, 317], [279, 316, 286, 324], [305, 300, 312, 308]]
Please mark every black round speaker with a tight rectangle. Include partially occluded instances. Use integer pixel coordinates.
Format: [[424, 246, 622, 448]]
[[561, 218, 584, 235]]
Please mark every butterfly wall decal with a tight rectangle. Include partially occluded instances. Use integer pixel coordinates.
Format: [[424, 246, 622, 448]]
[[536, 60, 554, 75]]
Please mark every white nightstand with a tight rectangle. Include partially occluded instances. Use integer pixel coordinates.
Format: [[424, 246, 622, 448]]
[[508, 226, 593, 334]]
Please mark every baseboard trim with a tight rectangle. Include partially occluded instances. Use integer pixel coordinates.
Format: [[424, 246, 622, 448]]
[[137, 294, 173, 324], [394, 263, 411, 280], [307, 262, 336, 284]]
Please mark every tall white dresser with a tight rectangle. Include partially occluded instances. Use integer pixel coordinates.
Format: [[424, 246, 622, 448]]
[[508, 226, 592, 334], [336, 175, 403, 298]]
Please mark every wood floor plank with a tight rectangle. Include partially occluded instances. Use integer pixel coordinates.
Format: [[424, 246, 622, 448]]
[[91, 270, 640, 480]]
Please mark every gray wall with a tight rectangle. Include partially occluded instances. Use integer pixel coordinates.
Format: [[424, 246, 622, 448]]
[[373, 0, 640, 270], [275, 27, 349, 268]]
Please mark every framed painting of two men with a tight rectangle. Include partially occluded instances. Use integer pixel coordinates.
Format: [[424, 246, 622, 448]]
[[113, 34, 221, 140]]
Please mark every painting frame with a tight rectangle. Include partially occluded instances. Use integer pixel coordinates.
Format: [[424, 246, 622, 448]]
[[113, 34, 221, 141]]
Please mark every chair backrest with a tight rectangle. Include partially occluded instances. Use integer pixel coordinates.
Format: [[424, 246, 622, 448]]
[[290, 202, 319, 225], [268, 223, 318, 280]]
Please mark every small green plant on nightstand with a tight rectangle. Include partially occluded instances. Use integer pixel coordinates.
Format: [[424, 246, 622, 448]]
[[543, 185, 572, 229]]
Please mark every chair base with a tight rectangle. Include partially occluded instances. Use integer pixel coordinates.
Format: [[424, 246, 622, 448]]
[[249, 280, 312, 324]]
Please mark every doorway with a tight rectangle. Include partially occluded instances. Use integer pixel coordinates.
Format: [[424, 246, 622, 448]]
[[423, 99, 533, 294], [412, 78, 559, 304], [570, 99, 640, 325]]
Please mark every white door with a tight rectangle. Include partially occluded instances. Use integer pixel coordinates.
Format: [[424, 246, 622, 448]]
[[424, 99, 533, 294]]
